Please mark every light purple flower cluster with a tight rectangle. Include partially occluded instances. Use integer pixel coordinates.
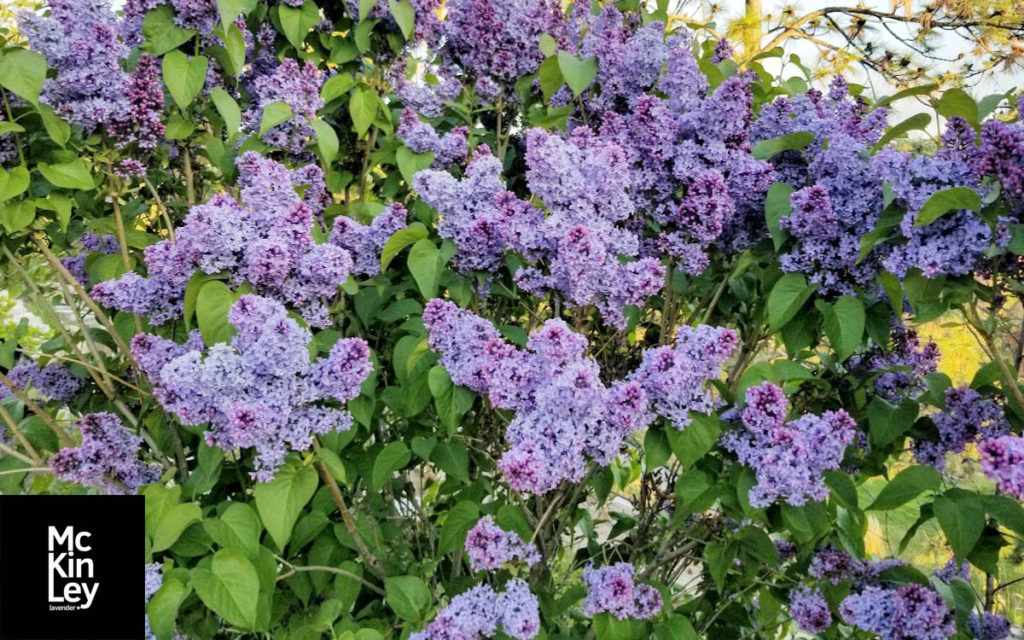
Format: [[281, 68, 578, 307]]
[[144, 562, 162, 640], [410, 579, 539, 640], [932, 556, 969, 584], [20, 0, 129, 132], [389, 59, 463, 118], [913, 387, 1007, 469], [441, 0, 565, 84], [850, 326, 940, 402], [978, 435, 1024, 500], [581, 562, 662, 620], [968, 612, 1012, 640], [876, 117, 995, 279], [397, 108, 469, 168], [248, 59, 325, 156], [789, 585, 831, 633], [464, 516, 540, 571], [132, 295, 372, 481], [628, 325, 738, 429], [329, 203, 409, 277], [93, 153, 355, 327], [49, 412, 160, 493], [722, 382, 856, 507], [2, 358, 83, 403], [839, 583, 955, 640]]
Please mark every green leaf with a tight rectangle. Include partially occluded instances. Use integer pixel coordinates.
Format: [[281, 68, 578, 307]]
[[820, 295, 864, 361], [216, 0, 243, 26], [867, 465, 940, 511], [875, 83, 937, 109], [207, 503, 261, 558], [388, 0, 415, 39], [211, 88, 242, 135], [766, 273, 816, 332], [407, 239, 443, 299], [914, 186, 981, 227], [867, 397, 918, 446], [644, 428, 671, 469], [37, 104, 70, 146], [655, 616, 698, 640], [0, 121, 23, 136], [983, 494, 1024, 537], [751, 131, 815, 160], [703, 540, 733, 591], [764, 182, 794, 251], [935, 88, 978, 125], [556, 52, 597, 97], [38, 159, 95, 190], [431, 441, 469, 483], [191, 549, 260, 629], [349, 87, 379, 137], [372, 442, 411, 490], [279, 0, 320, 50], [0, 49, 46, 105], [141, 5, 197, 55], [396, 145, 435, 185], [321, 73, 355, 103], [253, 462, 318, 550], [380, 222, 428, 270], [358, 0, 377, 21], [594, 613, 645, 640], [873, 113, 932, 150], [147, 577, 189, 640], [0, 165, 29, 201], [151, 502, 202, 552], [385, 575, 430, 622], [259, 101, 294, 136], [311, 119, 339, 163], [195, 280, 239, 345], [438, 500, 479, 554], [162, 51, 209, 109], [666, 413, 721, 467], [538, 55, 564, 100], [934, 492, 985, 559]]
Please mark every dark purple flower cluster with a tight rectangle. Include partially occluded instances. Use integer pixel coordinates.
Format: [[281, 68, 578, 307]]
[[20, 0, 129, 132], [978, 435, 1024, 500], [109, 54, 165, 149], [132, 295, 372, 481], [397, 108, 469, 168], [913, 387, 1007, 469], [465, 516, 540, 571], [0, 115, 16, 165], [807, 547, 905, 586], [581, 562, 662, 620], [410, 578, 540, 640], [722, 382, 856, 507], [2, 358, 83, 403], [247, 59, 325, 156], [93, 153, 361, 327], [975, 98, 1024, 208], [789, 585, 831, 633], [850, 326, 940, 402], [839, 583, 955, 640], [49, 412, 160, 493], [968, 612, 1012, 640]]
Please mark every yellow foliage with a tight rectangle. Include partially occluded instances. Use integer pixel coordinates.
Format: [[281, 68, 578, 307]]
[[0, 0, 37, 41], [915, 315, 986, 386]]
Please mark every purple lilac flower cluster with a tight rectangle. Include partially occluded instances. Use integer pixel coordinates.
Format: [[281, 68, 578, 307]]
[[389, 59, 463, 119], [2, 358, 83, 403], [807, 547, 905, 586], [968, 612, 1012, 640], [108, 54, 165, 149], [849, 326, 940, 402], [722, 382, 856, 507], [49, 412, 161, 493], [144, 562, 162, 639], [132, 295, 372, 481], [789, 585, 831, 633], [247, 59, 325, 156], [464, 516, 540, 571], [581, 562, 662, 620], [328, 203, 409, 277], [410, 579, 539, 640], [839, 583, 955, 640], [913, 387, 1008, 469], [0, 115, 17, 165], [20, 0, 129, 132], [876, 117, 996, 279], [932, 556, 969, 584], [975, 96, 1024, 210], [397, 108, 469, 168], [93, 153, 361, 327], [978, 435, 1024, 500]]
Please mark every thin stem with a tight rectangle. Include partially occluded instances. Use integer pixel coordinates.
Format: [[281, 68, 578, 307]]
[[0, 466, 51, 477], [1, 89, 25, 164], [0, 372, 74, 447], [274, 556, 385, 595], [0, 401, 43, 463]]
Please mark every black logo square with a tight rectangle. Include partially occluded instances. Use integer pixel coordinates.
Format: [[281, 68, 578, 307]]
[[0, 495, 144, 639]]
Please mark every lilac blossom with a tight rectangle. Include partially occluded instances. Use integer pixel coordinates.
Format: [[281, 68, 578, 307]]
[[94, 153, 351, 327], [976, 116, 1024, 205], [978, 435, 1024, 500], [132, 295, 372, 481], [581, 563, 662, 620], [409, 579, 540, 640], [465, 516, 540, 571], [397, 108, 469, 168], [49, 412, 160, 493], [722, 382, 856, 507], [850, 326, 940, 402], [3, 358, 83, 403], [789, 586, 831, 633], [109, 54, 165, 149], [329, 203, 409, 277], [913, 387, 1007, 469], [839, 583, 954, 640], [248, 59, 325, 156], [933, 556, 969, 584], [969, 613, 1012, 640]]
